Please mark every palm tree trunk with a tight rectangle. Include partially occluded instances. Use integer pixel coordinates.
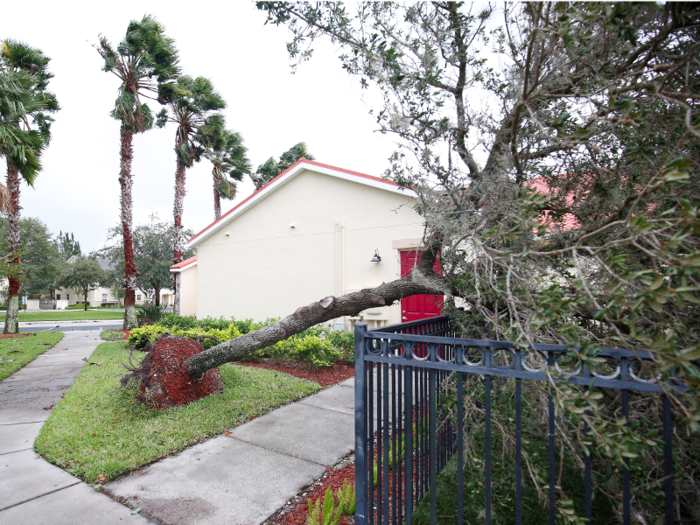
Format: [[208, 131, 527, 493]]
[[212, 172, 221, 220], [120, 127, 138, 330], [3, 165, 21, 334], [173, 142, 187, 270]]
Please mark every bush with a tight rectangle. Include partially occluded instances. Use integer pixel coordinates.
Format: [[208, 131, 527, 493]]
[[66, 303, 89, 310], [136, 303, 167, 325], [128, 323, 243, 350], [157, 314, 271, 334], [129, 317, 356, 366]]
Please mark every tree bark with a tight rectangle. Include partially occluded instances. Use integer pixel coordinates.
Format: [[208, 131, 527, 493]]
[[120, 127, 139, 330], [212, 171, 221, 220], [154, 284, 161, 306], [173, 139, 187, 288], [4, 164, 21, 334], [83, 290, 88, 311], [183, 243, 447, 377]]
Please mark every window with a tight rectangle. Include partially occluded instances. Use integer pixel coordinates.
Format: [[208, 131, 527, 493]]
[[137, 295, 142, 301], [67, 294, 70, 301], [102, 294, 108, 303], [56, 294, 61, 300]]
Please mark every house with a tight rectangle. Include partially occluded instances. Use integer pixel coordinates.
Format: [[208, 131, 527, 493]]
[[55, 257, 174, 308], [172, 158, 443, 329]]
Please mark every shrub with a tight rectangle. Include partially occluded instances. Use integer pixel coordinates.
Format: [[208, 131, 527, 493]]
[[257, 333, 343, 367], [127, 323, 243, 350], [100, 329, 127, 341], [136, 303, 167, 325], [66, 303, 89, 310]]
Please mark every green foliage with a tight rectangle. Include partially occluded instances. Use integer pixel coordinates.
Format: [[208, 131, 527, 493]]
[[252, 142, 315, 190], [57, 231, 81, 259], [0, 217, 63, 295], [204, 128, 250, 202], [59, 255, 105, 308], [100, 216, 193, 304], [259, 334, 342, 368], [129, 316, 354, 364], [307, 481, 355, 525], [96, 15, 179, 133], [0, 39, 60, 182], [128, 323, 243, 350], [136, 302, 167, 325]]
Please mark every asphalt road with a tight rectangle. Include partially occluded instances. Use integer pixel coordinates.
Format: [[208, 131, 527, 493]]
[[0, 320, 124, 333]]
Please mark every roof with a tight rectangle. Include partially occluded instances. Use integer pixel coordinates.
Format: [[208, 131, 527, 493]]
[[524, 177, 579, 232], [187, 158, 414, 248], [66, 255, 115, 271], [170, 255, 198, 272]]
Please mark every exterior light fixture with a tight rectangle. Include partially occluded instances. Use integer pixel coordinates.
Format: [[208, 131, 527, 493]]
[[370, 249, 382, 263]]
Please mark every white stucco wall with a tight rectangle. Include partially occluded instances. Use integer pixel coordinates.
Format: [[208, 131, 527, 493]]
[[179, 264, 198, 317], [194, 168, 425, 325]]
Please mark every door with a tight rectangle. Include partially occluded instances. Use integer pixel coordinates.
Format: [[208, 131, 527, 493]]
[[400, 250, 443, 322]]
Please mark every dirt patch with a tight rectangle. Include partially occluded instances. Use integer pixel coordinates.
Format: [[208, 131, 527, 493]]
[[122, 335, 224, 409], [265, 455, 356, 525], [238, 359, 354, 387], [0, 333, 34, 339]]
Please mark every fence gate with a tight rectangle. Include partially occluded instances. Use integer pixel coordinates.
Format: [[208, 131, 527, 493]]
[[39, 297, 55, 309]]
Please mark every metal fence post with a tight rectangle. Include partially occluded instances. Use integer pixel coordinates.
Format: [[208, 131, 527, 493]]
[[355, 323, 368, 525]]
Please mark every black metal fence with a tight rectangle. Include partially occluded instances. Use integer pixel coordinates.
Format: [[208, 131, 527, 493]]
[[354, 317, 679, 525]]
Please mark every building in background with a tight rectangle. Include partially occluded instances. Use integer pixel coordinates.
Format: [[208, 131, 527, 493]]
[[172, 158, 443, 328]]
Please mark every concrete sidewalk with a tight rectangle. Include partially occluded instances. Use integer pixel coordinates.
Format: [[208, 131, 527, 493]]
[[1, 330, 357, 525], [0, 330, 149, 525], [104, 378, 356, 525]]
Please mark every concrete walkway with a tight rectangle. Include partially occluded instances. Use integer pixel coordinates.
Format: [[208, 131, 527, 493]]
[[0, 330, 149, 525], [0, 329, 357, 525], [103, 378, 356, 524]]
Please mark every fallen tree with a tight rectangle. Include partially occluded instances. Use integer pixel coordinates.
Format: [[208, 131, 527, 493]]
[[126, 238, 446, 405]]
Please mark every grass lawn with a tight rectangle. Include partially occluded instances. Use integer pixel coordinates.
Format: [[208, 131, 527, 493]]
[[0, 332, 64, 382], [0, 310, 125, 322], [35, 341, 322, 483]]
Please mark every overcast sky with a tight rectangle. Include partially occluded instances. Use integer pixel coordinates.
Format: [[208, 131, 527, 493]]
[[0, 1, 397, 252]]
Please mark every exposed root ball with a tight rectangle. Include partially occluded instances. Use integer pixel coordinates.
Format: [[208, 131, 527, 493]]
[[121, 335, 224, 409]]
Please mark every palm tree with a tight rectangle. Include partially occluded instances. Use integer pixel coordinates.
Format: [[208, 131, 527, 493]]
[[0, 40, 59, 333], [96, 16, 179, 329], [156, 75, 225, 266], [251, 142, 314, 190], [204, 128, 250, 219]]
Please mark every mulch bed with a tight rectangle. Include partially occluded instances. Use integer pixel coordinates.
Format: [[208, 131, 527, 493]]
[[0, 333, 33, 339], [264, 455, 356, 525], [238, 359, 354, 387], [118, 330, 130, 340]]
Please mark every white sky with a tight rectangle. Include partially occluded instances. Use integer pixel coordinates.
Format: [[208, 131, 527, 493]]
[[0, 1, 397, 252]]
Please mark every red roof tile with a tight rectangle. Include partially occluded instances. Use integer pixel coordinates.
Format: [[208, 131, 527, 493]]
[[170, 255, 198, 270]]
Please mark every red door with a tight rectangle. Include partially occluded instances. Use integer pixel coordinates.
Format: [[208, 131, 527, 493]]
[[400, 250, 443, 322]]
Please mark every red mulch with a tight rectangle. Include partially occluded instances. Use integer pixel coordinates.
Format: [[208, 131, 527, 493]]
[[265, 455, 356, 525], [143, 336, 224, 409], [237, 359, 354, 386], [0, 333, 32, 339], [118, 330, 130, 340]]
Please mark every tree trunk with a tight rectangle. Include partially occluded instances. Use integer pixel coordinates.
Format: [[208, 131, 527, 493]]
[[212, 172, 221, 220], [4, 165, 21, 334], [84, 290, 88, 311], [183, 244, 446, 377], [120, 127, 139, 330], [154, 285, 161, 306], [173, 140, 187, 289]]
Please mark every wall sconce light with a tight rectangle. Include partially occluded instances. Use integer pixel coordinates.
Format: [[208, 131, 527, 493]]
[[370, 249, 382, 263]]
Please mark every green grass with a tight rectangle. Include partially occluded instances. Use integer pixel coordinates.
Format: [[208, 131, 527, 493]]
[[0, 310, 125, 322], [35, 341, 322, 483], [0, 332, 64, 382], [100, 329, 127, 341]]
